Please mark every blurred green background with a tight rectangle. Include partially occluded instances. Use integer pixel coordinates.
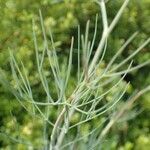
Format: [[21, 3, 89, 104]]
[[0, 0, 150, 149]]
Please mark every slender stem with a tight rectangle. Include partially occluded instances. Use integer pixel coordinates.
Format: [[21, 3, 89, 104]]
[[88, 0, 108, 74], [89, 0, 130, 74], [55, 107, 75, 148], [49, 108, 66, 150], [99, 0, 108, 32]]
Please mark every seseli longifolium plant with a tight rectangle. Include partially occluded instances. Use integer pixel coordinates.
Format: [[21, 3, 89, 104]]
[[1, 0, 150, 149]]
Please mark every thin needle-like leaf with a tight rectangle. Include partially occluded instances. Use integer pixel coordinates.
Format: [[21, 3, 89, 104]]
[[77, 25, 81, 84], [65, 37, 74, 90], [110, 38, 150, 72]]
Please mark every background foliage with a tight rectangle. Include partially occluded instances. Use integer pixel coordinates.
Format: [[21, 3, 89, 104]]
[[0, 0, 150, 149]]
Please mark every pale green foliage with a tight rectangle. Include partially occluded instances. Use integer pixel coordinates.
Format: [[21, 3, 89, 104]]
[[1, 0, 150, 149]]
